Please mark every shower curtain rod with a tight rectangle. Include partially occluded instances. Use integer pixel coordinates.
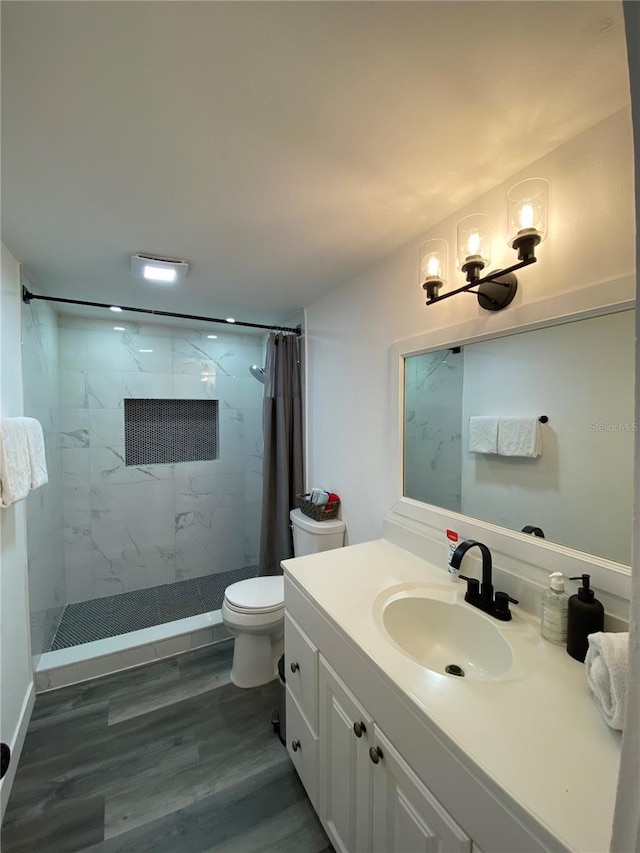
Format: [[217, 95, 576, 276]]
[[21, 287, 302, 336]]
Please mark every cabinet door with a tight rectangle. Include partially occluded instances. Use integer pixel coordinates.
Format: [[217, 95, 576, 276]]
[[371, 727, 471, 853], [285, 613, 319, 732], [319, 658, 374, 853], [287, 687, 320, 809]]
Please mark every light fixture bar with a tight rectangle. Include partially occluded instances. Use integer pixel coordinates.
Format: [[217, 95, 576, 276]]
[[425, 255, 536, 308], [21, 288, 302, 336]]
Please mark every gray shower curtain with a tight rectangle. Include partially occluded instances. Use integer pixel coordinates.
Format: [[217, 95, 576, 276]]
[[258, 333, 304, 576]]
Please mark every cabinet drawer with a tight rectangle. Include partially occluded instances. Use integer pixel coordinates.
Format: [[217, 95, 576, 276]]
[[285, 612, 318, 731], [287, 688, 319, 810]]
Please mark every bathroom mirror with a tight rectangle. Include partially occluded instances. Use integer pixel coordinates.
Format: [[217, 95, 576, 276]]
[[403, 308, 635, 566]]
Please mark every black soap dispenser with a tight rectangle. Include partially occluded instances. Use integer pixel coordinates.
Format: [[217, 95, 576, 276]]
[[566, 574, 604, 662]]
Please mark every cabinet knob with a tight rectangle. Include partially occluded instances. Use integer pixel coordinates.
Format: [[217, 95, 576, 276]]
[[291, 740, 301, 752], [369, 745, 383, 764], [353, 721, 367, 738], [290, 662, 300, 673]]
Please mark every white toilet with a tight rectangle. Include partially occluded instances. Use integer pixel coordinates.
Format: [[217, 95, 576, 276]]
[[222, 508, 346, 688]]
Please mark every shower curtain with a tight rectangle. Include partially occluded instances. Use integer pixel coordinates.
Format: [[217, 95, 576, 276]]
[[258, 332, 304, 576]]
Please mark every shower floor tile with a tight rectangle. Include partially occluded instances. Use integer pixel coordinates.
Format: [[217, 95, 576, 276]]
[[50, 566, 257, 650]]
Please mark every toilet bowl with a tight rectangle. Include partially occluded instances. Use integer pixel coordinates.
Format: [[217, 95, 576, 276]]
[[221, 576, 284, 688], [222, 511, 345, 689]]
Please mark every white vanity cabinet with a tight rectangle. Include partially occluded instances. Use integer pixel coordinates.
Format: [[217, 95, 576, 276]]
[[283, 539, 622, 852], [318, 657, 471, 853]]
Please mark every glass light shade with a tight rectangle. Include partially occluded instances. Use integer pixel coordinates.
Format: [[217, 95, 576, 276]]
[[419, 239, 448, 288], [456, 214, 491, 270], [507, 178, 548, 247]]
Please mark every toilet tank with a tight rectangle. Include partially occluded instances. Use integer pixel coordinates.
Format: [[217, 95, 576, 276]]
[[289, 508, 345, 557]]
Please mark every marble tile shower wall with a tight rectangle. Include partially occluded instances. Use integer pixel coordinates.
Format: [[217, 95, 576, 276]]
[[404, 349, 463, 513], [21, 297, 66, 657], [58, 316, 265, 604]]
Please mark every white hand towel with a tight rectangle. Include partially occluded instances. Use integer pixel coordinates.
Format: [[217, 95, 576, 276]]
[[468, 417, 498, 454], [497, 417, 542, 458], [15, 417, 48, 489], [585, 631, 628, 731], [0, 418, 32, 507]]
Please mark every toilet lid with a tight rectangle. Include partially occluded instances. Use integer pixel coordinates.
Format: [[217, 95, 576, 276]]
[[224, 576, 284, 612]]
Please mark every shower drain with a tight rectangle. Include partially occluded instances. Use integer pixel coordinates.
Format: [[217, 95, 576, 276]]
[[445, 664, 465, 677]]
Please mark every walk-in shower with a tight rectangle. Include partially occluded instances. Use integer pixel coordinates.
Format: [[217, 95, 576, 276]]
[[21, 291, 272, 683]]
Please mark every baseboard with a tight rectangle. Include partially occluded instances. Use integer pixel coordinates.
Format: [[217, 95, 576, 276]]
[[0, 680, 35, 823]]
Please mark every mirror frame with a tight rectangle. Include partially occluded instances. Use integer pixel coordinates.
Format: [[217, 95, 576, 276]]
[[389, 274, 635, 601]]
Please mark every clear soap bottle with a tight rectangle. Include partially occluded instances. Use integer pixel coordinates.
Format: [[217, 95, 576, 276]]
[[541, 572, 568, 645]]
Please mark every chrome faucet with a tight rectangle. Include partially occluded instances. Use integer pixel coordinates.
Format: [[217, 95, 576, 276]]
[[450, 539, 518, 621]]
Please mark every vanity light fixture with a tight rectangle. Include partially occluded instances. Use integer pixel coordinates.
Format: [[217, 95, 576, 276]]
[[131, 253, 189, 284], [421, 178, 549, 311]]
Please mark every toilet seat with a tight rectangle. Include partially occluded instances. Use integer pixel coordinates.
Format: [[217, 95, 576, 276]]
[[223, 576, 284, 615]]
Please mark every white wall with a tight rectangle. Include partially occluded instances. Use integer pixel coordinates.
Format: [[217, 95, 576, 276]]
[[0, 245, 35, 820], [306, 107, 635, 547]]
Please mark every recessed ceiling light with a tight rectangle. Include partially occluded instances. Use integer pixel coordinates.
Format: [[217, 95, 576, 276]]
[[207, 334, 218, 339], [113, 326, 125, 331], [226, 318, 236, 324], [131, 253, 188, 284], [138, 349, 153, 353], [110, 306, 122, 312]]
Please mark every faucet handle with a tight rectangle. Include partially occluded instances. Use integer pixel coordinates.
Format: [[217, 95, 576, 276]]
[[494, 590, 519, 619], [458, 575, 480, 598]]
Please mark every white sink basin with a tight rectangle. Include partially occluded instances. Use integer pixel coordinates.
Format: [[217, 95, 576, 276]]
[[373, 583, 544, 682]]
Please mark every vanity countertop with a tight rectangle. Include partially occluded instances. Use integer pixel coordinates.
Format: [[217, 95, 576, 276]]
[[282, 538, 622, 853]]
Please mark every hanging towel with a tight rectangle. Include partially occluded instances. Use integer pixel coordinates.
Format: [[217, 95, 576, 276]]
[[0, 419, 32, 507], [585, 631, 629, 731], [15, 417, 48, 489], [468, 417, 498, 454], [497, 417, 542, 458]]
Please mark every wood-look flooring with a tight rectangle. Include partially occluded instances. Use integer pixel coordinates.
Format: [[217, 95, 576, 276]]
[[2, 640, 333, 853]]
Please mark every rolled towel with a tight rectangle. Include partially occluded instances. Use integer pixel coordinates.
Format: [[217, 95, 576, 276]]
[[585, 631, 629, 731], [0, 418, 31, 508], [469, 417, 498, 454], [15, 417, 48, 489]]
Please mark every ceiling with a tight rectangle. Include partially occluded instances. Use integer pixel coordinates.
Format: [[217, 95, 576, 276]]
[[1, 1, 631, 327]]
